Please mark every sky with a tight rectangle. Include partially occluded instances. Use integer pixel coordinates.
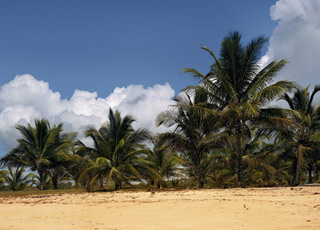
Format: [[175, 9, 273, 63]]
[[1, 0, 319, 154], [0, 0, 277, 97]]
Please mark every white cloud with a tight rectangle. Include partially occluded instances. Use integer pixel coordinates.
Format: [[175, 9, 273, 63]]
[[106, 83, 175, 134], [263, 0, 320, 87], [0, 74, 175, 151]]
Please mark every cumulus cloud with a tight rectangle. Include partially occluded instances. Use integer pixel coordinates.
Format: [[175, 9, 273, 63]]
[[0, 74, 175, 151], [106, 84, 175, 133], [263, 0, 320, 87]]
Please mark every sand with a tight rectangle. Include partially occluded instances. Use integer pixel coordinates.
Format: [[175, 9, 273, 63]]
[[0, 186, 319, 230]]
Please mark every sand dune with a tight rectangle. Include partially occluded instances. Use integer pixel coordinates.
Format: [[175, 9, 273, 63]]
[[0, 186, 319, 230]]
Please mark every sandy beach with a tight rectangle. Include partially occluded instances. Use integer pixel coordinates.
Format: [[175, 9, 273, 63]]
[[0, 186, 319, 230]]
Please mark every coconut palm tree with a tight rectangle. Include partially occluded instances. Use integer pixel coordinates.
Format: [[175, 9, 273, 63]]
[[146, 140, 181, 188], [4, 167, 34, 191], [183, 31, 294, 187], [30, 173, 51, 190], [47, 150, 79, 189], [0, 119, 75, 190], [278, 85, 320, 185], [241, 133, 290, 186], [157, 93, 227, 188], [77, 109, 152, 190], [0, 170, 7, 188]]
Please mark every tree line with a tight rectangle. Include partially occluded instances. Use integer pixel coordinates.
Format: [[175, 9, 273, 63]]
[[1, 32, 320, 191]]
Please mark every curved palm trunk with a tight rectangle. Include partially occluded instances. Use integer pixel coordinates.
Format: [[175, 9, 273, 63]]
[[293, 144, 303, 186]]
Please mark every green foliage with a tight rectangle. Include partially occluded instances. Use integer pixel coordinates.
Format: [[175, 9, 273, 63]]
[[145, 140, 182, 188], [277, 85, 320, 185], [0, 119, 76, 190], [182, 31, 294, 187], [1, 31, 320, 192], [76, 109, 152, 191], [3, 167, 34, 191], [0, 170, 8, 188], [157, 91, 228, 188]]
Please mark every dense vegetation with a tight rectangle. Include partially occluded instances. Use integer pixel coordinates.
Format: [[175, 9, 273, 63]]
[[1, 32, 320, 192]]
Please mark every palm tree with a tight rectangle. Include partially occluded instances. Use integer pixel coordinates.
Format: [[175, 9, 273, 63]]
[[30, 173, 51, 190], [146, 140, 181, 188], [279, 85, 320, 185], [241, 133, 290, 186], [0, 119, 75, 190], [157, 93, 227, 188], [77, 109, 152, 190], [0, 170, 7, 188], [183, 31, 294, 187], [4, 167, 34, 191], [48, 151, 78, 190]]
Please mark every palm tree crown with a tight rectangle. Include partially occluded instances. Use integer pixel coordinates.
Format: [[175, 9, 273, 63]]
[[157, 92, 227, 188], [0, 119, 75, 190], [279, 85, 320, 185], [183, 31, 294, 187], [77, 109, 152, 190]]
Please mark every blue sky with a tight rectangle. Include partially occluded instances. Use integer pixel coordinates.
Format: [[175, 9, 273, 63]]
[[2, 0, 319, 154], [0, 0, 277, 98]]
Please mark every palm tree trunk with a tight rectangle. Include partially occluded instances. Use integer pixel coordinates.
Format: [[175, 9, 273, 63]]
[[236, 134, 244, 188], [52, 176, 58, 190], [115, 180, 121, 190], [86, 182, 91, 192], [99, 175, 104, 190], [39, 173, 44, 190], [308, 164, 313, 184], [197, 161, 204, 189], [293, 144, 303, 186]]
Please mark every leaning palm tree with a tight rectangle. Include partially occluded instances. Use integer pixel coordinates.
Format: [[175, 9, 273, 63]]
[[77, 109, 153, 190], [4, 167, 34, 191], [0, 119, 75, 190], [183, 31, 295, 187], [278, 85, 320, 185]]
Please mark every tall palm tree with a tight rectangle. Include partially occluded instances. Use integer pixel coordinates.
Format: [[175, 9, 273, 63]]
[[279, 85, 320, 185], [183, 31, 294, 187], [157, 93, 227, 188], [0, 119, 75, 190], [77, 109, 152, 190]]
